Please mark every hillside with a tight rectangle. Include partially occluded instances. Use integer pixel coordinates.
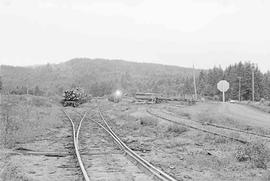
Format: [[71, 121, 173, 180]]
[[1, 58, 198, 96]]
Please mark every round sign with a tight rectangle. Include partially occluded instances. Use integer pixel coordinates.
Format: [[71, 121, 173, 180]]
[[217, 80, 229, 92]]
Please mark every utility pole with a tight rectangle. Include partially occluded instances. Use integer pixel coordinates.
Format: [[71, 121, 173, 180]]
[[251, 64, 255, 102], [237, 77, 241, 102], [26, 72, 30, 95], [193, 64, 197, 100]]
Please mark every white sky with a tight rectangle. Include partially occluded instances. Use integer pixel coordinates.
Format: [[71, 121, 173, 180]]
[[0, 0, 269, 72]]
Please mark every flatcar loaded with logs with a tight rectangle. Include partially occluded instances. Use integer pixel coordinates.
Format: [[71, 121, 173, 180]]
[[61, 87, 89, 107], [135, 92, 162, 103]]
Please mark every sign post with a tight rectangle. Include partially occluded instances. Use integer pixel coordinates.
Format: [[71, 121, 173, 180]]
[[217, 80, 230, 102]]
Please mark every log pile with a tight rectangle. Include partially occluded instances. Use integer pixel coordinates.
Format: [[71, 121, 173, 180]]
[[62, 87, 89, 107], [64, 88, 84, 101]]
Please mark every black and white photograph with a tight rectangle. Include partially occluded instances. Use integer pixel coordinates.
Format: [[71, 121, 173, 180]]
[[1, 0, 270, 180]]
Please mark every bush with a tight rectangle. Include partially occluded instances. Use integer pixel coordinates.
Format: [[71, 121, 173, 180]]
[[180, 112, 191, 119], [235, 142, 270, 169], [139, 116, 157, 127], [213, 136, 227, 144], [197, 114, 215, 124], [261, 171, 270, 181], [167, 125, 188, 135], [119, 114, 140, 131]]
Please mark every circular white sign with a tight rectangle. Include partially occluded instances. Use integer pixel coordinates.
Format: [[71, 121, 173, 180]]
[[217, 80, 229, 92]]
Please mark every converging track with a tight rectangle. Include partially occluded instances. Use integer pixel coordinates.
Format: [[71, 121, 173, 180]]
[[63, 107, 179, 181], [62, 109, 90, 181]]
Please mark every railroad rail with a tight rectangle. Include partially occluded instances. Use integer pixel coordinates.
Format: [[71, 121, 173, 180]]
[[62, 109, 90, 181], [160, 109, 270, 140], [147, 109, 248, 144], [89, 108, 179, 181]]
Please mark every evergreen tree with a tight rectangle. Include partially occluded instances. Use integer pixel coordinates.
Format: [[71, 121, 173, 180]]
[[0, 76, 2, 91], [197, 71, 207, 96], [262, 72, 270, 99]]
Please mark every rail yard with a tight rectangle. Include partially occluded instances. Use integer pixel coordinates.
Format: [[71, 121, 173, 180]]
[[1, 94, 270, 181], [1, 1, 270, 180]]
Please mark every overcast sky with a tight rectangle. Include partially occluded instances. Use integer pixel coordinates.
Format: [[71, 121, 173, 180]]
[[0, 0, 269, 72]]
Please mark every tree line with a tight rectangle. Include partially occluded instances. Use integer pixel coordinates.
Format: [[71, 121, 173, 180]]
[[1, 59, 269, 101], [197, 62, 270, 101]]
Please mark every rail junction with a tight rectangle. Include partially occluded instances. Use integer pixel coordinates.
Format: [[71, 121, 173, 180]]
[[62, 107, 179, 181]]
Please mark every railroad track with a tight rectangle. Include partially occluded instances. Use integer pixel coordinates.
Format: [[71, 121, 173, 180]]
[[160, 109, 270, 140], [62, 109, 90, 181], [147, 108, 248, 144], [63, 107, 179, 181], [93, 108, 178, 181]]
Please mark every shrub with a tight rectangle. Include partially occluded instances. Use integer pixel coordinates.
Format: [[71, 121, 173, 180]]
[[197, 114, 215, 124], [235, 142, 270, 169], [213, 136, 227, 144], [167, 125, 188, 135], [139, 116, 157, 127], [261, 171, 270, 181], [180, 112, 191, 119], [122, 121, 140, 131]]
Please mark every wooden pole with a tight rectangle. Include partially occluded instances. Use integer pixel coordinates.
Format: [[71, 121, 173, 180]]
[[193, 64, 197, 100], [252, 69, 255, 102], [238, 77, 241, 102]]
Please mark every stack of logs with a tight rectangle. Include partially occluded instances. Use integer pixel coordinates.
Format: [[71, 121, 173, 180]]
[[64, 88, 83, 101]]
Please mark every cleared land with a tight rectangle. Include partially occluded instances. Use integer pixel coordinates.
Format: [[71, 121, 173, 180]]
[[1, 96, 270, 181], [0, 95, 81, 181]]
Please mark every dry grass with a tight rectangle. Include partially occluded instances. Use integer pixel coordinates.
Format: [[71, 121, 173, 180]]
[[0, 95, 61, 148], [164, 137, 189, 149], [235, 142, 270, 169], [107, 103, 270, 180], [179, 112, 191, 119], [197, 113, 216, 124], [118, 114, 140, 131], [201, 133, 228, 145], [138, 116, 158, 127], [118, 113, 137, 122], [31, 97, 52, 107], [166, 125, 188, 136], [243, 101, 270, 114], [261, 171, 270, 181], [1, 163, 34, 181]]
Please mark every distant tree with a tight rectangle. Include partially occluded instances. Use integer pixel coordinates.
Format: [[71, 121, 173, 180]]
[[182, 77, 193, 95], [28, 88, 34, 95], [2, 58, 268, 99], [204, 66, 224, 97], [34, 86, 43, 96], [0, 76, 2, 91], [223, 62, 264, 101], [197, 71, 207, 96], [262, 72, 270, 100]]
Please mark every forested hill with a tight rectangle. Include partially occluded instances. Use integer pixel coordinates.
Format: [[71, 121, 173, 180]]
[[2, 59, 269, 101], [1, 58, 198, 96]]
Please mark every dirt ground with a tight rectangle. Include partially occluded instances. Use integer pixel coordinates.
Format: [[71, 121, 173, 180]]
[[1, 95, 270, 181], [0, 95, 81, 181], [101, 100, 270, 181]]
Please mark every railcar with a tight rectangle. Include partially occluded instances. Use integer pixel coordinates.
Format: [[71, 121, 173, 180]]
[[135, 92, 162, 103]]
